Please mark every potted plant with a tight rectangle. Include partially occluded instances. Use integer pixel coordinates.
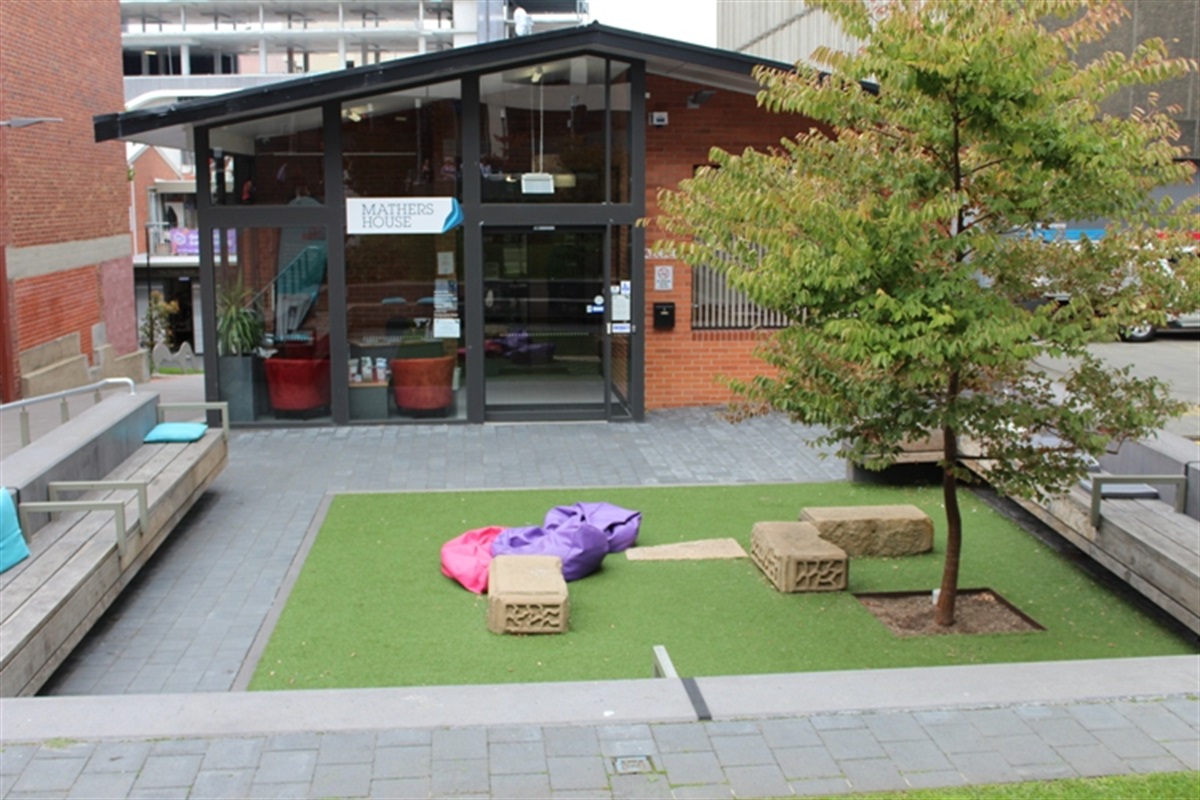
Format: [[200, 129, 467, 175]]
[[216, 282, 267, 420], [217, 283, 265, 356]]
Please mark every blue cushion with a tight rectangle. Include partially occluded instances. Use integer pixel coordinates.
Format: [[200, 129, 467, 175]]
[[1, 488, 30, 574], [144, 422, 208, 443]]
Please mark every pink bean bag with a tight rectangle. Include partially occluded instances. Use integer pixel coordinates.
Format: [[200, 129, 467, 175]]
[[440, 526, 504, 593]]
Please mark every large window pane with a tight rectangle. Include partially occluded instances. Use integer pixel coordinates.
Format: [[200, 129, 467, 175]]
[[345, 229, 466, 422], [208, 108, 325, 206], [480, 57, 611, 204], [214, 225, 330, 423], [610, 61, 632, 204], [341, 81, 462, 199]]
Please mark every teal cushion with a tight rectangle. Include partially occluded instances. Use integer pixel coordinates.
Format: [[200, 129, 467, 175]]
[[1, 488, 30, 574], [144, 421, 208, 443]]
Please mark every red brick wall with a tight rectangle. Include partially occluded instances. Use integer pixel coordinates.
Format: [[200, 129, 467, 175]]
[[642, 75, 814, 409], [1, 0, 133, 395], [12, 267, 104, 358], [2, 0, 128, 248], [131, 147, 182, 257]]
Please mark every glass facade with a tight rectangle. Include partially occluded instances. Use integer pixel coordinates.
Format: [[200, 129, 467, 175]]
[[342, 82, 462, 200], [345, 229, 466, 421], [479, 57, 629, 204], [198, 56, 642, 425], [212, 225, 330, 422], [208, 108, 325, 206]]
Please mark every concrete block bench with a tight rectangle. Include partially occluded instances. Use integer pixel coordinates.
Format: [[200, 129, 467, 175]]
[[800, 505, 933, 556], [487, 555, 569, 634], [750, 521, 848, 593], [0, 395, 228, 697]]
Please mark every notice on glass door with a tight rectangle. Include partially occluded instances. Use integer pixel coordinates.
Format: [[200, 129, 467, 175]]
[[612, 293, 631, 322]]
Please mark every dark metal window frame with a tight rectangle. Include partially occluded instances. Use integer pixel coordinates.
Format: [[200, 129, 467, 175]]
[[197, 55, 646, 424]]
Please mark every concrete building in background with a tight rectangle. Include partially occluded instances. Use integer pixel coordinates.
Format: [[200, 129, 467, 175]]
[[0, 0, 146, 403], [716, 0, 1198, 161]]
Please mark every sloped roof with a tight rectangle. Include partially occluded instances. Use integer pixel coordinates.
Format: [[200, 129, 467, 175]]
[[95, 22, 795, 149]]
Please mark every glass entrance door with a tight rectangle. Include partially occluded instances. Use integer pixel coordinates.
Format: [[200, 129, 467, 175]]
[[482, 228, 606, 420]]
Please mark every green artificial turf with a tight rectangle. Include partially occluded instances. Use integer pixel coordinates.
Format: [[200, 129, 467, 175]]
[[827, 771, 1200, 799], [249, 483, 1197, 691]]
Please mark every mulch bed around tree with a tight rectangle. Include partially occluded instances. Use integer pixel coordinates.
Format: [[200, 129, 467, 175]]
[[857, 589, 1045, 637]]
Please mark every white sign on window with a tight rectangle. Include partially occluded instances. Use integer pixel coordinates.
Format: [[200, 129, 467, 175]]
[[346, 197, 463, 235]]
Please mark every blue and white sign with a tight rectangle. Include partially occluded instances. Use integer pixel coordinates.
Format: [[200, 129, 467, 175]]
[[347, 197, 463, 234]]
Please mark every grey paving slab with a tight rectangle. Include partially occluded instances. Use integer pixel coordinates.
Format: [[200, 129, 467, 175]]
[[838, 757, 909, 793], [670, 784, 734, 799], [709, 732, 776, 766], [864, 712, 929, 743], [774, 744, 843, 780], [546, 755, 609, 791], [660, 751, 727, 786], [129, 753, 202, 790], [430, 757, 490, 795], [488, 772, 554, 798], [651, 722, 713, 753], [64, 771, 138, 800], [310, 762, 373, 798], [488, 740, 548, 774], [881, 739, 954, 773], [819, 728, 887, 761], [791, 776, 852, 797], [188, 769, 255, 800], [369, 776, 432, 798], [609, 772, 674, 799], [372, 745, 432, 779]]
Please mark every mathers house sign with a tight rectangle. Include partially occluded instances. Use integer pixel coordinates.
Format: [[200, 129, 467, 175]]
[[346, 197, 463, 235]]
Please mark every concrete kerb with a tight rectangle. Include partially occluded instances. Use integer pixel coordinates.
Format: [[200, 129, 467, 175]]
[[1, 656, 1195, 743]]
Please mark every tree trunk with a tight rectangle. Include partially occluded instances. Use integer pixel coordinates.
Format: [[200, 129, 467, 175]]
[[935, 423, 962, 626]]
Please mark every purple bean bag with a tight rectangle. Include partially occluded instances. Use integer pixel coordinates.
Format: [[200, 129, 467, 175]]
[[491, 502, 641, 581], [544, 502, 641, 552], [492, 522, 609, 581]]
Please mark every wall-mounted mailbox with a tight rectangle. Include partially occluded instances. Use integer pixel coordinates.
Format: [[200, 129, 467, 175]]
[[653, 302, 675, 330]]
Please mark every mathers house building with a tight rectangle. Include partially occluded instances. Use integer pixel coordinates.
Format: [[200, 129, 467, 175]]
[[95, 23, 811, 425]]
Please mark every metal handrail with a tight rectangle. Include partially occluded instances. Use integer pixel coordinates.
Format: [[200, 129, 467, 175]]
[[0, 378, 137, 448], [1088, 474, 1188, 527]]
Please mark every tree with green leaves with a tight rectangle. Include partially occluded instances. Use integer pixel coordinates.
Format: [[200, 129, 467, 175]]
[[652, 0, 1198, 625]]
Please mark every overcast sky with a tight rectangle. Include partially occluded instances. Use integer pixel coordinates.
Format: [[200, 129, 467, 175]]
[[586, 0, 717, 46]]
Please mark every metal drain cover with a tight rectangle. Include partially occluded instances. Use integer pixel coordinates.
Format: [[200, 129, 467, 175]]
[[613, 755, 653, 774]]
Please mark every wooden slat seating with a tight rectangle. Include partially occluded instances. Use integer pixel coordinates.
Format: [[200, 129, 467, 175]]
[[965, 452, 1199, 636], [0, 400, 228, 697]]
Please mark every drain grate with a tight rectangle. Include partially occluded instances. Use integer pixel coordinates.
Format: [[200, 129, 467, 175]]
[[613, 755, 654, 774]]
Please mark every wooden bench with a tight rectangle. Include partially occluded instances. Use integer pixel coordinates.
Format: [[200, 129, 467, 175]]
[[0, 397, 228, 697], [964, 455, 1199, 636]]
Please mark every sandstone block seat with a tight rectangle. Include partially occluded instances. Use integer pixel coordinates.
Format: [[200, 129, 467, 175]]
[[487, 555, 569, 634], [800, 504, 933, 556], [750, 521, 847, 593]]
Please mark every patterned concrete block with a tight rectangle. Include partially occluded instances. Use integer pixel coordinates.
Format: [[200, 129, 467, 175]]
[[487, 555, 569, 634], [800, 505, 933, 556], [750, 522, 847, 593]]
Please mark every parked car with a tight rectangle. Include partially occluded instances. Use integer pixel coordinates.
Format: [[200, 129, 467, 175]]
[[1120, 251, 1199, 342]]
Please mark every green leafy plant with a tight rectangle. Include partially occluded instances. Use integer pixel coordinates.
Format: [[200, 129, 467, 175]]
[[140, 290, 179, 350], [651, 0, 1199, 626], [216, 282, 264, 356]]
